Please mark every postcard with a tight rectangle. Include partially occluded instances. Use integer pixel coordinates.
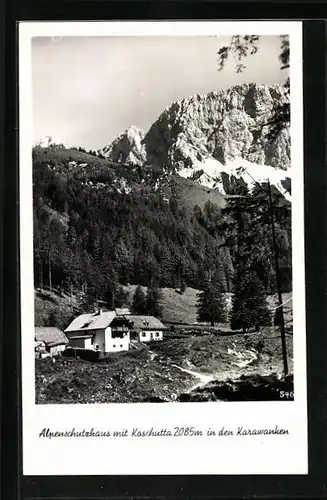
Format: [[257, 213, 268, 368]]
[[19, 20, 307, 475]]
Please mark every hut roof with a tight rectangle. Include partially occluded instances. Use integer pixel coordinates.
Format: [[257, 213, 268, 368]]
[[64, 311, 116, 332], [127, 315, 166, 330], [35, 327, 69, 347]]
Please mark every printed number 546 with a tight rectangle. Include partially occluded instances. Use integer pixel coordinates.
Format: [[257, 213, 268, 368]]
[[279, 391, 294, 399]]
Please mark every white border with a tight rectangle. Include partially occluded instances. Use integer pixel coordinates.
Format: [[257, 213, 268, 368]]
[[19, 21, 307, 476]]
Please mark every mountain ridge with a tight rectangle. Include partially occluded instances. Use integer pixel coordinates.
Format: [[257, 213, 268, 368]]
[[99, 82, 290, 198]]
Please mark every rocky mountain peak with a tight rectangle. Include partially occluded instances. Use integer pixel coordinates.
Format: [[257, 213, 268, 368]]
[[99, 125, 146, 166], [144, 83, 290, 171], [100, 83, 291, 199], [34, 136, 68, 149]]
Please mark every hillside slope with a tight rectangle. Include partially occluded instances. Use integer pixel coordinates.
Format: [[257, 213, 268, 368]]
[[34, 286, 201, 328], [35, 286, 292, 330], [122, 285, 199, 324]]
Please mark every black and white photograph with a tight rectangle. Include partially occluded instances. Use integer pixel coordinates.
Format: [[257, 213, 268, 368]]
[[31, 31, 294, 404], [19, 21, 307, 476]]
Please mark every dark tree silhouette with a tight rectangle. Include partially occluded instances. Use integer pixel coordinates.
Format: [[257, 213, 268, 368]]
[[196, 270, 226, 326], [180, 279, 186, 294], [231, 269, 271, 332], [115, 285, 129, 308], [132, 285, 147, 314], [146, 286, 163, 318]]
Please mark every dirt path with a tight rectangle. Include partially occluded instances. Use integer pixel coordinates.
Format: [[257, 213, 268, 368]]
[[172, 364, 215, 391], [171, 351, 274, 394]]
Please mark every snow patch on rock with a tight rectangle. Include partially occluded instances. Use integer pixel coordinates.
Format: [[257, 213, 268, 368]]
[[178, 154, 291, 201]]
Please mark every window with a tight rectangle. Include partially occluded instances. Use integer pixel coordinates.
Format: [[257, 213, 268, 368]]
[[155, 332, 160, 337], [113, 344, 116, 348], [95, 344, 99, 350], [142, 332, 146, 337], [120, 345, 123, 348], [112, 332, 124, 338]]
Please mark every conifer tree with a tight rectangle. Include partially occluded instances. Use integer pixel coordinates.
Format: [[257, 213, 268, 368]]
[[196, 270, 226, 326], [132, 285, 147, 314], [104, 271, 128, 310], [115, 285, 128, 308], [231, 269, 271, 332], [146, 285, 163, 318]]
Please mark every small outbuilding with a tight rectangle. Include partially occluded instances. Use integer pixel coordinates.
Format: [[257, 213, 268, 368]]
[[35, 327, 69, 357], [35, 340, 47, 359], [127, 315, 166, 342]]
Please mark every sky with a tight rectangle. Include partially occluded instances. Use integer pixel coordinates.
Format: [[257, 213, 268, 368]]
[[32, 35, 288, 150]]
